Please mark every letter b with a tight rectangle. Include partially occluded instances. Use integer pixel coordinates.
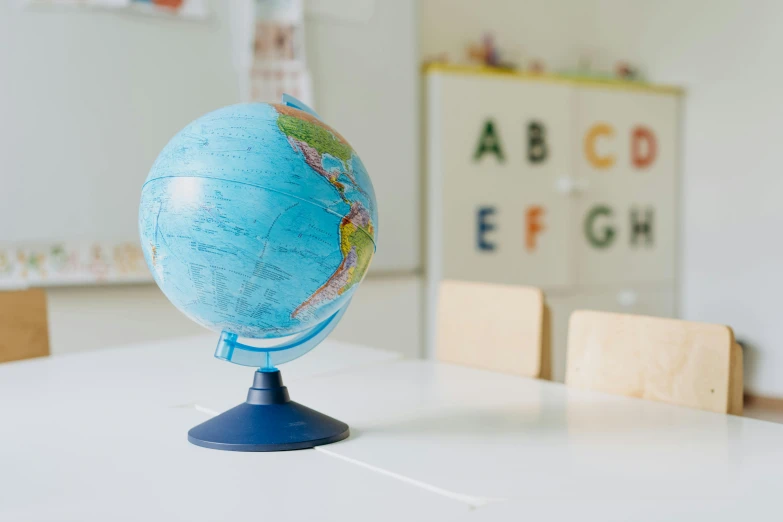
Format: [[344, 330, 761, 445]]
[[527, 121, 548, 164]]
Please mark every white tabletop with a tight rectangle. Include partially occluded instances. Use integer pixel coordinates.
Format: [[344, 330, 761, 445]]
[[3, 338, 782, 521]]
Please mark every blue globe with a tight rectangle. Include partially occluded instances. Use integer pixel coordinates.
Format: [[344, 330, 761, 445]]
[[139, 101, 377, 347]]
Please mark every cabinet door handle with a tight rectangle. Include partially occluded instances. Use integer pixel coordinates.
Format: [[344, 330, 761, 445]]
[[573, 179, 589, 192], [555, 177, 589, 194], [616, 290, 638, 308]]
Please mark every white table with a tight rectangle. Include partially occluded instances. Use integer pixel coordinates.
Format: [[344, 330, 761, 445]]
[[2, 337, 782, 521]]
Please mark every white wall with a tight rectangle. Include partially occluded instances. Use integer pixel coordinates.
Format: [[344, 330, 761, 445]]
[[421, 0, 783, 396], [421, 0, 594, 70], [0, 0, 239, 244]]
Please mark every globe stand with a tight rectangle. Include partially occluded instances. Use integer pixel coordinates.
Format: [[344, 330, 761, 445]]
[[187, 370, 349, 452]]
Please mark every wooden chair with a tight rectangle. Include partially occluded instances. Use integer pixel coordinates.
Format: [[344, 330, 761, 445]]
[[0, 289, 50, 364], [436, 280, 551, 379], [565, 310, 743, 414]]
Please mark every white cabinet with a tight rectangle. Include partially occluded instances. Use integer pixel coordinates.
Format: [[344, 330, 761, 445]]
[[425, 65, 682, 373]]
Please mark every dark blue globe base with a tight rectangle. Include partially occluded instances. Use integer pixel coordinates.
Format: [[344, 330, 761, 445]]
[[188, 370, 349, 452]]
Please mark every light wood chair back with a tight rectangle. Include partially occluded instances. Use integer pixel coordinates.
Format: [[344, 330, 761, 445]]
[[436, 280, 551, 379], [0, 289, 50, 363], [566, 310, 743, 414]]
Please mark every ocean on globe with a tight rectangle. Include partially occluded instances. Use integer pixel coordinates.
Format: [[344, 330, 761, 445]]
[[139, 102, 377, 340]]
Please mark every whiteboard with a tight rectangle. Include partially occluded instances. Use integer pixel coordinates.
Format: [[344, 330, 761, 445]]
[[0, 1, 240, 246]]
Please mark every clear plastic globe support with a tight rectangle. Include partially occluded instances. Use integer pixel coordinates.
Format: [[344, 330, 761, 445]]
[[139, 95, 377, 451]]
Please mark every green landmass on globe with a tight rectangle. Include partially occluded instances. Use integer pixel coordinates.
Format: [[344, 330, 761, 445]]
[[272, 104, 376, 318]]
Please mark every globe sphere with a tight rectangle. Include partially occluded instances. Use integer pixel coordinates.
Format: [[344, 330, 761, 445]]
[[139, 102, 377, 340]]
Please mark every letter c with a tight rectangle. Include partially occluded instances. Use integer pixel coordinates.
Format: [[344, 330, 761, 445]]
[[584, 123, 615, 169]]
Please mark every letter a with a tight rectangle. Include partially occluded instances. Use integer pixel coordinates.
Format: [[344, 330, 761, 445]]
[[474, 120, 505, 162]]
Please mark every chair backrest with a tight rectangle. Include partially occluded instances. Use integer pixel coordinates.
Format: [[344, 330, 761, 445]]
[[0, 289, 50, 364], [566, 310, 743, 414], [436, 280, 550, 379]]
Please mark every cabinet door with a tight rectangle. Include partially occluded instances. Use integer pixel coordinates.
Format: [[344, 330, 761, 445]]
[[430, 71, 573, 288], [573, 87, 681, 286]]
